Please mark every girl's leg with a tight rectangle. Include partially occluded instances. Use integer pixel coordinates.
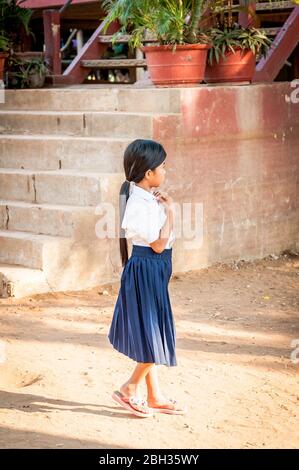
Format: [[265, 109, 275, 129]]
[[145, 365, 186, 411], [146, 365, 172, 406], [120, 362, 154, 399], [145, 364, 163, 401]]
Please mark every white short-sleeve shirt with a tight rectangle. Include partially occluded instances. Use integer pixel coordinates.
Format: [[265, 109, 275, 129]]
[[121, 182, 175, 249]]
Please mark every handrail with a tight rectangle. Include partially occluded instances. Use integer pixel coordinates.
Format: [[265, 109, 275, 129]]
[[61, 28, 78, 53], [60, 0, 73, 15]]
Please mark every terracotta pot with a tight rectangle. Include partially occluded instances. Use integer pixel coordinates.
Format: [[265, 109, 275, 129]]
[[0, 52, 9, 81], [141, 44, 211, 87], [28, 71, 46, 88], [205, 48, 256, 83]]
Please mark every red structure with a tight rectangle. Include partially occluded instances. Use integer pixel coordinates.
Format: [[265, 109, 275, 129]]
[[254, 6, 299, 82], [19, 0, 299, 85], [21, 0, 92, 6], [43, 9, 61, 75]]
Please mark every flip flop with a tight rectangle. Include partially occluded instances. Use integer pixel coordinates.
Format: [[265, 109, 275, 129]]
[[149, 398, 188, 415], [112, 390, 154, 418]]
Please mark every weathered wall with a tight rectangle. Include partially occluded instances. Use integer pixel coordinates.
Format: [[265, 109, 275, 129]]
[[152, 83, 299, 271], [0, 83, 298, 295]]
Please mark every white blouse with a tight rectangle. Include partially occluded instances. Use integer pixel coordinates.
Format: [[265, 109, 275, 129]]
[[121, 182, 175, 249]]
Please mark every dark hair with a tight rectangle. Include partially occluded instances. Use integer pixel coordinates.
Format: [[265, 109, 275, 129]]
[[119, 139, 167, 267]]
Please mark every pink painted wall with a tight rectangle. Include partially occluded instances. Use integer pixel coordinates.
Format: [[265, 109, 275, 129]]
[[151, 82, 299, 270]]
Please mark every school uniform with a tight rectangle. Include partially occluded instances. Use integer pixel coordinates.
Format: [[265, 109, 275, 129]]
[[108, 182, 177, 367]]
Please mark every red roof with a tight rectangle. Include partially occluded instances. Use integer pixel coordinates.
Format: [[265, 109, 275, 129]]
[[19, 0, 96, 8]]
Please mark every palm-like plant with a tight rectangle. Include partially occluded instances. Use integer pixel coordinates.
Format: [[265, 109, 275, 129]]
[[0, 0, 34, 51], [205, 0, 272, 64], [0, 33, 9, 52], [8, 54, 48, 88], [207, 25, 271, 65], [102, 0, 211, 48]]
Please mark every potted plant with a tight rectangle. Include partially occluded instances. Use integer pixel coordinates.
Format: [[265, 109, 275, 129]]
[[0, 0, 34, 53], [204, 0, 272, 83], [0, 0, 45, 86], [0, 33, 9, 81], [24, 56, 48, 88], [102, 0, 212, 86], [7, 55, 48, 88]]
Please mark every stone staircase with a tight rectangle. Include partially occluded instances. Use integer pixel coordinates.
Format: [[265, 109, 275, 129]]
[[0, 87, 180, 298]]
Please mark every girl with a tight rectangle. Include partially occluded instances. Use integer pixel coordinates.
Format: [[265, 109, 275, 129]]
[[108, 139, 187, 418]]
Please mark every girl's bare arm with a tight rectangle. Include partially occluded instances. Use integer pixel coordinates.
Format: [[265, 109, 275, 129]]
[[150, 190, 174, 253]]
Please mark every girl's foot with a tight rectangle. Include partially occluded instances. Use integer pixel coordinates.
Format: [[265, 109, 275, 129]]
[[147, 395, 187, 415], [112, 391, 153, 418], [115, 383, 152, 418], [120, 383, 141, 400]]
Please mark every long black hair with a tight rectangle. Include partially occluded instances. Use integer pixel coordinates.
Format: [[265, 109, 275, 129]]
[[119, 139, 167, 267]]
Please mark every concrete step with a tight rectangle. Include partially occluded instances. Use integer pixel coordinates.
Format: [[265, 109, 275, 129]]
[[0, 88, 181, 113], [0, 262, 51, 298], [0, 110, 169, 137], [0, 87, 183, 298], [0, 200, 100, 238], [0, 229, 121, 296], [0, 229, 70, 269], [0, 169, 124, 205], [0, 135, 129, 171]]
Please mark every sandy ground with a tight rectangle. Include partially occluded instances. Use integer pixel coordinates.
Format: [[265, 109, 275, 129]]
[[0, 252, 298, 449]]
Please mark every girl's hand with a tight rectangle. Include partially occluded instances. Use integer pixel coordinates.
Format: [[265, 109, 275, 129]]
[[153, 190, 174, 209]]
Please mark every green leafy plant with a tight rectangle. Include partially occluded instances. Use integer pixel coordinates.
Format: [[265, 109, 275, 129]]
[[7, 55, 48, 88], [204, 0, 272, 65], [0, 0, 34, 52], [101, 0, 212, 49], [207, 25, 272, 65], [0, 33, 9, 52]]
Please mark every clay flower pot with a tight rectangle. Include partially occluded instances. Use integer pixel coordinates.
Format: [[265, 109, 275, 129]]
[[141, 43, 211, 87], [0, 52, 9, 81], [205, 47, 256, 83]]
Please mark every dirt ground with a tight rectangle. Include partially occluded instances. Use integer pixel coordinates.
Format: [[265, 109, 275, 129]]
[[0, 252, 298, 449]]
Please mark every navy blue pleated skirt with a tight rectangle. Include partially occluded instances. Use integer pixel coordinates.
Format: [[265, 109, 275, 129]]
[[108, 245, 177, 367]]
